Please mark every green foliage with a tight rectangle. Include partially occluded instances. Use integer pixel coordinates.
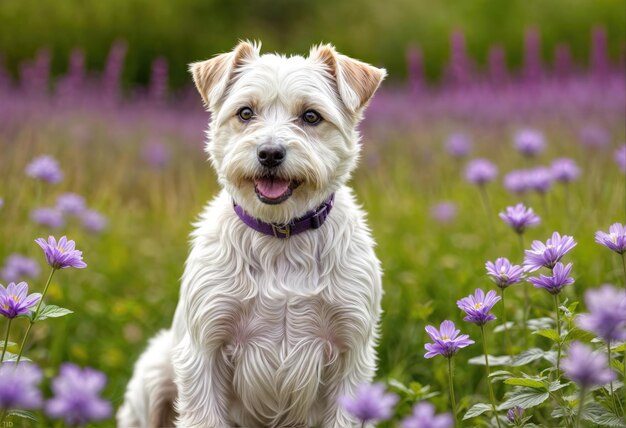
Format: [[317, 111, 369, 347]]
[[533, 329, 560, 342], [463, 402, 492, 419], [499, 388, 550, 410], [33, 304, 73, 322], [503, 377, 547, 390]]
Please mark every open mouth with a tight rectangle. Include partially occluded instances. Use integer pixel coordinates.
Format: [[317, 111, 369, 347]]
[[253, 176, 301, 204]]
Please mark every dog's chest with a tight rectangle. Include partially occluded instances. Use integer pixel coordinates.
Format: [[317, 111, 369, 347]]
[[220, 256, 347, 425], [226, 261, 343, 357]]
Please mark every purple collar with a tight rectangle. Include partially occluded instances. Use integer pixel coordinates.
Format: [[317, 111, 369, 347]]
[[233, 194, 335, 238]]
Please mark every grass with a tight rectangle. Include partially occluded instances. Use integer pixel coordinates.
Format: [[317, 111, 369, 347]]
[[0, 97, 624, 426]]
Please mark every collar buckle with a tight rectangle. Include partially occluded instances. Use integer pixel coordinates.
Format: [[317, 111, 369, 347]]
[[271, 224, 291, 238]]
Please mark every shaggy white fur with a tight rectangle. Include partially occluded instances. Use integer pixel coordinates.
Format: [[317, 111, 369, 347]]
[[118, 41, 386, 427]]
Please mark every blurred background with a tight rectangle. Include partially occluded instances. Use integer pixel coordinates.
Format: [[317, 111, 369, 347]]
[[1, 0, 625, 87], [0, 0, 625, 426]]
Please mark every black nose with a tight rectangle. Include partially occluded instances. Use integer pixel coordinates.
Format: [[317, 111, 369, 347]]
[[257, 144, 286, 168]]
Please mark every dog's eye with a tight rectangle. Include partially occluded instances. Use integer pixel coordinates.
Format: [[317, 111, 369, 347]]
[[302, 110, 322, 125], [238, 107, 254, 121]]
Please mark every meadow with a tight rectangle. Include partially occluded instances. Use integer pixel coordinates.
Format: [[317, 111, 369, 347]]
[[0, 28, 625, 427]]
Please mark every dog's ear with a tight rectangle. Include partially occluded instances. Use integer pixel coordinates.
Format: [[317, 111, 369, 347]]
[[189, 40, 260, 110], [309, 44, 386, 112]]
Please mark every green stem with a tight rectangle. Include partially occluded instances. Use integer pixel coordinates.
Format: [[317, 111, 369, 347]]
[[518, 233, 529, 347], [501, 288, 511, 355], [15, 322, 33, 365], [448, 357, 458, 428], [1, 318, 12, 362], [480, 325, 502, 428], [540, 192, 550, 217], [622, 253, 626, 420], [15, 268, 56, 364], [554, 294, 562, 379], [575, 388, 586, 428], [479, 185, 495, 241], [608, 340, 614, 398], [621, 253, 626, 290]]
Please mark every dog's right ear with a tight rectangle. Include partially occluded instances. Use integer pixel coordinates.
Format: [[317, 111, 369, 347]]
[[189, 40, 260, 110]]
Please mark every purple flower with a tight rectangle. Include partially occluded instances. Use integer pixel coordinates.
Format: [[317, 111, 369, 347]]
[[506, 406, 524, 424], [528, 262, 575, 295], [141, 139, 170, 169], [615, 144, 626, 173], [1, 254, 40, 283], [0, 362, 43, 410], [0, 282, 41, 319], [34, 236, 87, 270], [464, 158, 498, 185], [499, 203, 540, 234], [30, 208, 65, 229], [430, 202, 457, 224], [402, 402, 453, 428], [80, 209, 108, 233], [424, 320, 474, 358], [485, 258, 524, 289], [595, 223, 626, 254], [576, 285, 626, 342], [514, 129, 545, 157], [579, 125, 610, 148], [0, 197, 3, 209], [551, 158, 580, 183], [457, 289, 501, 326], [338, 383, 398, 423], [46, 363, 112, 427], [445, 133, 472, 158], [25, 155, 63, 183], [503, 170, 530, 194], [56, 193, 86, 216], [525, 166, 553, 193], [562, 342, 616, 387], [523, 232, 577, 272]]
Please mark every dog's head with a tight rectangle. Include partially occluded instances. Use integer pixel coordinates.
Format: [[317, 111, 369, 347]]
[[190, 41, 386, 224]]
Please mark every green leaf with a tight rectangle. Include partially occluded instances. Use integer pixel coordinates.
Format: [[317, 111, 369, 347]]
[[533, 329, 560, 342], [527, 317, 554, 331], [1, 351, 30, 362], [489, 370, 513, 382], [500, 389, 550, 410], [566, 301, 579, 313], [581, 402, 624, 427], [565, 328, 595, 343], [612, 343, 626, 353], [7, 409, 38, 422], [610, 358, 624, 374], [542, 350, 557, 365], [493, 321, 514, 333], [548, 380, 571, 392], [387, 379, 413, 396], [503, 378, 547, 390], [35, 304, 73, 321], [463, 403, 493, 420], [468, 354, 511, 366], [509, 348, 546, 367]]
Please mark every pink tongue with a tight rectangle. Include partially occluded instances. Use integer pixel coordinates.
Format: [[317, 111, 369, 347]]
[[255, 178, 290, 199]]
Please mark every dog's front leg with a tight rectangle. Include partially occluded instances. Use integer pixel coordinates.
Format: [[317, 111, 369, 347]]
[[321, 345, 377, 428], [172, 334, 231, 428]]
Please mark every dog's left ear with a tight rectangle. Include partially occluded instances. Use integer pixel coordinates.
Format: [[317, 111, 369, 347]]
[[309, 44, 387, 112], [189, 40, 260, 110]]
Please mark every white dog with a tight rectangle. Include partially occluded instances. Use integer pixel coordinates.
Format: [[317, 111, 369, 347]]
[[117, 41, 386, 428]]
